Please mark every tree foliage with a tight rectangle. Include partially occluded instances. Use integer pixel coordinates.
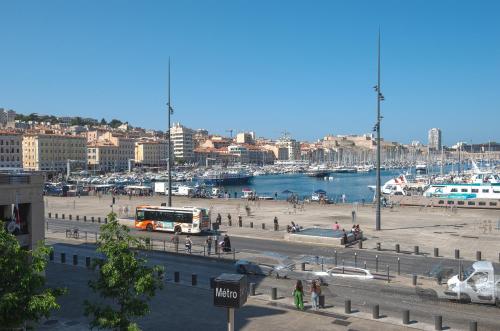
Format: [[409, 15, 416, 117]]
[[84, 213, 164, 331], [0, 222, 65, 329], [108, 119, 123, 128]]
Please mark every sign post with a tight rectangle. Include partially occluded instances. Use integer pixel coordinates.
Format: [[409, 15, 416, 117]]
[[214, 273, 248, 331]]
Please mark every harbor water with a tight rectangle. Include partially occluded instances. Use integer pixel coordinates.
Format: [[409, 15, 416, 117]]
[[220, 170, 403, 203]]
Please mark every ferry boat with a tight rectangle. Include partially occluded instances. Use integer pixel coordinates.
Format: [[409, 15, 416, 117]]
[[198, 170, 253, 185], [423, 183, 500, 200], [305, 165, 331, 178]]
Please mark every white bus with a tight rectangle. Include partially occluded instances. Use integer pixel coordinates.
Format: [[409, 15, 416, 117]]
[[135, 205, 210, 234]]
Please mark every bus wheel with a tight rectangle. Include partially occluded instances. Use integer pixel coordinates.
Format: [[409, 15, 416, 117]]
[[146, 224, 153, 232], [174, 226, 181, 233]]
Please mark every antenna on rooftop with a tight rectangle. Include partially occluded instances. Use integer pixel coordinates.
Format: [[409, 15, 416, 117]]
[[226, 129, 234, 138]]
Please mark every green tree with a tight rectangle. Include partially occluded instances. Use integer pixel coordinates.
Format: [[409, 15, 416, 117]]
[[84, 213, 164, 331], [0, 222, 65, 329], [108, 119, 123, 128], [100, 118, 107, 125]]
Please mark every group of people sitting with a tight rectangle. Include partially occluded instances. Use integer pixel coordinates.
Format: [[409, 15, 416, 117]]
[[286, 221, 302, 233], [350, 224, 362, 235]]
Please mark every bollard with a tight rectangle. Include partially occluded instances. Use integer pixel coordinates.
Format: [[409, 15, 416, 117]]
[[375, 255, 379, 272], [364, 261, 367, 270], [455, 249, 460, 259], [377, 242, 381, 251], [386, 265, 390, 282], [104, 217, 107, 224], [250, 283, 256, 296], [334, 250, 338, 266], [192, 274, 197, 286], [274, 223, 279, 231], [412, 274, 417, 286], [76, 215, 79, 221], [476, 251, 481, 261], [86, 257, 91, 268], [62, 214, 65, 219], [354, 252, 357, 267], [469, 321, 477, 331], [271, 287, 277, 300], [55, 213, 58, 219], [91, 216, 95, 223], [250, 222, 253, 228], [49, 250, 54, 261], [372, 304, 379, 319], [61, 253, 66, 264], [301, 262, 306, 271], [434, 315, 442, 330], [318, 294, 325, 308], [84, 216, 87, 222], [210, 277, 215, 289], [358, 239, 362, 249], [48, 212, 52, 218], [262, 223, 266, 230], [414, 245, 419, 255], [397, 257, 401, 275], [344, 299, 351, 314], [434, 247, 439, 257], [69, 214, 72, 220], [402, 310, 410, 325], [73, 254, 78, 266], [174, 271, 180, 283], [98, 217, 101, 223], [395, 243, 400, 253]]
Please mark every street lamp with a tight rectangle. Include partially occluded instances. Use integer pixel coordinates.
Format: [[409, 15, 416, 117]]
[[374, 30, 385, 231], [167, 58, 174, 207]]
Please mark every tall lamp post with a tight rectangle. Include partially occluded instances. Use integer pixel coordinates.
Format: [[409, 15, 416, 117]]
[[374, 30, 385, 231], [167, 58, 174, 207]]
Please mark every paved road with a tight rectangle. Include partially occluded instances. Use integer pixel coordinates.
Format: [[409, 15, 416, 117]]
[[46, 218, 500, 279], [48, 241, 500, 330]]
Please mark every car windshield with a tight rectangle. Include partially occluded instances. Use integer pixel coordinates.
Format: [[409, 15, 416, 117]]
[[463, 266, 475, 280]]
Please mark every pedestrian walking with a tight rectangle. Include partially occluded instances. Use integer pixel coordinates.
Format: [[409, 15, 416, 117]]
[[173, 231, 180, 252], [311, 280, 320, 310], [223, 234, 231, 252], [206, 236, 212, 255], [293, 280, 304, 310], [216, 213, 222, 224], [227, 213, 232, 223], [273, 216, 278, 225], [185, 235, 192, 254]]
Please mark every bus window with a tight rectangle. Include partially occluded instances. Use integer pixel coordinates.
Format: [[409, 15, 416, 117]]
[[136, 210, 145, 221], [174, 213, 193, 223]]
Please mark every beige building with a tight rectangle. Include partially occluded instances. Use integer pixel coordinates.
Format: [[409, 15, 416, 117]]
[[135, 140, 168, 167], [171, 123, 194, 161], [0, 172, 44, 249], [0, 132, 23, 169], [236, 132, 255, 145], [22, 133, 87, 171], [86, 132, 135, 172]]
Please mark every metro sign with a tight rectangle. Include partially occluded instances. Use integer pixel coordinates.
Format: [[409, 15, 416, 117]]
[[213, 273, 248, 309]]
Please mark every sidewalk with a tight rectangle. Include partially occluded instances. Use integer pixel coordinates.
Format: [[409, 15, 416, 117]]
[[40, 263, 424, 331]]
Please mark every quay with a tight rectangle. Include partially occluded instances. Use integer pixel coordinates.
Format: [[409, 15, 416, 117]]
[[45, 194, 500, 261]]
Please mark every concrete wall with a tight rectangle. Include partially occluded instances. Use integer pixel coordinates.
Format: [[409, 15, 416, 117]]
[[0, 173, 44, 249]]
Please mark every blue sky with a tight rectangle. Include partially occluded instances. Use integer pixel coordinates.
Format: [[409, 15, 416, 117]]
[[0, 1, 498, 145]]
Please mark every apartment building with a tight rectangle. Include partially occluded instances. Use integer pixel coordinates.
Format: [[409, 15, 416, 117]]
[[0, 132, 23, 168], [135, 140, 168, 166], [86, 132, 135, 172], [171, 123, 194, 161], [22, 133, 87, 171]]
